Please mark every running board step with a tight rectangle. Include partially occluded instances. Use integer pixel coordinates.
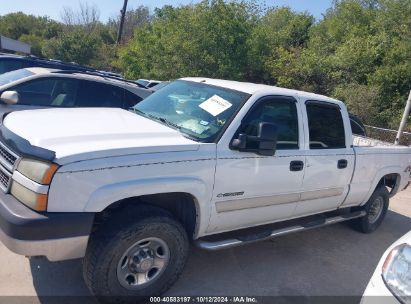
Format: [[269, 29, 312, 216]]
[[195, 210, 366, 251]]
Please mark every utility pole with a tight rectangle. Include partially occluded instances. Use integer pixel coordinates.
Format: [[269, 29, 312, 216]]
[[116, 0, 128, 44], [394, 90, 411, 145]]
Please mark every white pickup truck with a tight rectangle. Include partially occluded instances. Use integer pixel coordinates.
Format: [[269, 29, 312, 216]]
[[0, 78, 410, 300]]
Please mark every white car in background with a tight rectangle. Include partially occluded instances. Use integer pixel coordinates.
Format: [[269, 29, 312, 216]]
[[363, 230, 411, 304], [135, 78, 162, 88]]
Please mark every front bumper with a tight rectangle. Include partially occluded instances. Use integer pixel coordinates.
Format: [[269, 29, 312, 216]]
[[0, 190, 94, 261], [362, 274, 399, 304]]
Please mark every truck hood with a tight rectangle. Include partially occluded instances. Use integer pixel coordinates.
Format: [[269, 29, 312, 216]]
[[3, 108, 199, 164]]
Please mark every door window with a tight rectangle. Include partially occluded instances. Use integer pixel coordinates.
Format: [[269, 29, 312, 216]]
[[10, 77, 79, 106], [306, 102, 346, 149], [238, 97, 299, 150], [76, 81, 124, 107], [123, 89, 143, 108]]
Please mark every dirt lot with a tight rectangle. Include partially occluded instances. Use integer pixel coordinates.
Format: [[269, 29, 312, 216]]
[[0, 188, 410, 299]]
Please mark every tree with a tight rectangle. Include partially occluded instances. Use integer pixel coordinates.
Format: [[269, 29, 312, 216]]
[[0, 1, 409, 130], [247, 7, 314, 82], [0, 12, 63, 56], [266, 0, 411, 129], [61, 2, 100, 34], [42, 28, 102, 65], [108, 6, 151, 44], [117, 0, 255, 80], [45, 2, 117, 69]]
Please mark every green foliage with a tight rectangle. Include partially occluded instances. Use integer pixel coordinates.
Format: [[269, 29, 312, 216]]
[[107, 6, 151, 43], [0, 0, 410, 129], [42, 28, 102, 65], [117, 0, 255, 80], [0, 12, 63, 56], [264, 0, 411, 129], [247, 7, 314, 82]]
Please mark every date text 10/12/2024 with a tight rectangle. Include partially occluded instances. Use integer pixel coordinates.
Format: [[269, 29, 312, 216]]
[[149, 297, 258, 303]]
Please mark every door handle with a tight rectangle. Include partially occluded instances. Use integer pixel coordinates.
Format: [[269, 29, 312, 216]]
[[290, 160, 304, 171], [338, 159, 348, 169]]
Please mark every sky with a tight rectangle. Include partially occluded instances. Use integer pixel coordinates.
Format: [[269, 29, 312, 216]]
[[0, 1, 333, 22]]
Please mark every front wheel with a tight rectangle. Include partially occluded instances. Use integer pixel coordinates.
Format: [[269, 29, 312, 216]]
[[83, 206, 189, 302], [352, 186, 389, 233]]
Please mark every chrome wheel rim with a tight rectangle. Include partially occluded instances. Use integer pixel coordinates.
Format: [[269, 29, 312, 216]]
[[368, 196, 384, 224], [116, 237, 170, 290]]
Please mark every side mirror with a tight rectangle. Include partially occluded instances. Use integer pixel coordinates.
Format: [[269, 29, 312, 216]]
[[0, 91, 19, 105], [231, 122, 278, 156]]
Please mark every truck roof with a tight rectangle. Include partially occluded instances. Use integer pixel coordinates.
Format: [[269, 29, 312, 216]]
[[182, 77, 344, 107]]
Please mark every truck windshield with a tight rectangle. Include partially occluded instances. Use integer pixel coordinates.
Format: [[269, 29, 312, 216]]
[[0, 69, 34, 87], [132, 80, 250, 142]]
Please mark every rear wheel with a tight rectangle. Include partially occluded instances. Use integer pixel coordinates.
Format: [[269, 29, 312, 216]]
[[352, 186, 389, 233], [83, 206, 189, 302]]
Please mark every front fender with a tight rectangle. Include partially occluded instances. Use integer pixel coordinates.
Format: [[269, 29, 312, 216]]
[[84, 176, 208, 212]]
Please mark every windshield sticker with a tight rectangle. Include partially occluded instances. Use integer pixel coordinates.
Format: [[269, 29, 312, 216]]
[[199, 95, 232, 116], [200, 120, 209, 126]]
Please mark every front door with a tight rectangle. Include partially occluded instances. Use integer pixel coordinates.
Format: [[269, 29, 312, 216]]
[[208, 96, 306, 234]]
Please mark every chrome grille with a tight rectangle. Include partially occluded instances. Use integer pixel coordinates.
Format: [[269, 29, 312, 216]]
[[0, 141, 19, 193], [0, 141, 17, 171], [0, 164, 11, 192]]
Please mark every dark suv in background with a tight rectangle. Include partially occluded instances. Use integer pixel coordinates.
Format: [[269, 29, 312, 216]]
[[0, 68, 151, 114]]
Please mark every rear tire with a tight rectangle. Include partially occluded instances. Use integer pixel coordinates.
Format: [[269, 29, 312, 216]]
[[352, 186, 389, 233], [83, 206, 189, 303]]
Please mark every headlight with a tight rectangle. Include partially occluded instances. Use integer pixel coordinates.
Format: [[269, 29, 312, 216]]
[[10, 181, 48, 211], [382, 244, 411, 303], [16, 158, 58, 185], [11, 158, 59, 211]]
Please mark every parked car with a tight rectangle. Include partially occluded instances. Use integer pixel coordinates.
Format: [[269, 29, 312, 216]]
[[135, 79, 162, 88], [362, 230, 411, 304], [0, 78, 410, 300], [0, 68, 151, 114], [0, 53, 102, 75], [151, 81, 171, 91]]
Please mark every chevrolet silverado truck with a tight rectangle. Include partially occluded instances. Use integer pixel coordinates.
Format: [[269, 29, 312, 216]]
[[0, 78, 410, 300]]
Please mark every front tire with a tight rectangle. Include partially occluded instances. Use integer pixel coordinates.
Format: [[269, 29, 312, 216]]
[[352, 186, 389, 233], [83, 206, 189, 302]]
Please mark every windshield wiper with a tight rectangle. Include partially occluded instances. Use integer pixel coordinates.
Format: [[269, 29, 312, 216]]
[[129, 108, 201, 141], [129, 108, 181, 130], [157, 117, 181, 130], [128, 107, 144, 115]]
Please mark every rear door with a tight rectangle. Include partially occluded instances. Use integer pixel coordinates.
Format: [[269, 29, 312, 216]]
[[293, 100, 355, 216]]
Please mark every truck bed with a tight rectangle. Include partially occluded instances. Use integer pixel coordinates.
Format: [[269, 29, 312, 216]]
[[341, 136, 411, 208], [353, 135, 397, 147]]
